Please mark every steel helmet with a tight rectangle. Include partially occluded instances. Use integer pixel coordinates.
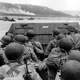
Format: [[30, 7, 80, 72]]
[[5, 42, 24, 61], [24, 36, 28, 42], [68, 50, 80, 62], [53, 28, 60, 37], [58, 38, 73, 52], [61, 60, 80, 80], [14, 34, 26, 43], [26, 30, 35, 38], [56, 33, 65, 40], [7, 33, 14, 38], [1, 35, 12, 45]]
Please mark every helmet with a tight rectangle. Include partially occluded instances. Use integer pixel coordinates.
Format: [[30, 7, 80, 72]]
[[7, 33, 14, 38], [61, 60, 80, 80], [14, 34, 26, 43], [26, 30, 35, 38], [24, 36, 28, 42], [68, 50, 80, 62], [5, 42, 24, 61], [58, 38, 73, 51], [1, 35, 12, 45], [53, 28, 60, 37], [66, 26, 78, 33], [56, 33, 65, 40]]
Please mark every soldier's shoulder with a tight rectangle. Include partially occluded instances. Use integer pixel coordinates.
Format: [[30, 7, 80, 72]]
[[0, 64, 10, 73], [50, 47, 60, 55], [48, 39, 56, 44], [34, 41, 41, 45], [51, 47, 60, 52]]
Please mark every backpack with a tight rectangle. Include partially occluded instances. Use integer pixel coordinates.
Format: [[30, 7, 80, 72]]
[[0, 63, 27, 80]]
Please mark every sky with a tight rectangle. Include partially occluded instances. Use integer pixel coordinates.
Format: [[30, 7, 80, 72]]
[[0, 0, 80, 11]]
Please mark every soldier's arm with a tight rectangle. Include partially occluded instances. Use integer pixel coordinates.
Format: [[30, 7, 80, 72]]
[[45, 41, 55, 56], [30, 49, 39, 62], [34, 47, 44, 54], [33, 41, 44, 54]]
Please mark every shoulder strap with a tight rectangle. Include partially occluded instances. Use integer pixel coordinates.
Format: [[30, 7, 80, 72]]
[[7, 64, 21, 77]]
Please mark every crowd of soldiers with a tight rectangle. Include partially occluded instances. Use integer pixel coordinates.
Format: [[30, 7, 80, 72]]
[[0, 28, 80, 80]]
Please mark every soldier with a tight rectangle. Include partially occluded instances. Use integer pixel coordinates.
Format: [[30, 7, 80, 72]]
[[0, 35, 12, 64], [14, 34, 39, 62], [65, 32, 80, 50], [0, 42, 26, 80], [45, 29, 65, 57], [0, 35, 13, 65], [0, 35, 12, 48], [61, 60, 80, 80], [52, 28, 60, 38], [58, 37, 73, 53], [46, 37, 73, 80], [26, 30, 44, 61], [0, 42, 42, 80]]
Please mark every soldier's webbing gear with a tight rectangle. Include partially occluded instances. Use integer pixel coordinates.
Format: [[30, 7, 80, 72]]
[[23, 58, 32, 80], [27, 61, 42, 80], [59, 51, 69, 69], [46, 47, 69, 80], [0, 63, 26, 80]]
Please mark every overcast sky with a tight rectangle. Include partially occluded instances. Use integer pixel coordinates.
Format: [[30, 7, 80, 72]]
[[0, 0, 80, 11]]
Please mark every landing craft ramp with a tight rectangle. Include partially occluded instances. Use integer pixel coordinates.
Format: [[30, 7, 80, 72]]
[[7, 20, 79, 48]]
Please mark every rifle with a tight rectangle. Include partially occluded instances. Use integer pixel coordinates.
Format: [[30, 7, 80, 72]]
[[24, 58, 32, 80]]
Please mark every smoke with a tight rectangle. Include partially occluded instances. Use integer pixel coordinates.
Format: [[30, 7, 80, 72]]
[[0, 5, 36, 15]]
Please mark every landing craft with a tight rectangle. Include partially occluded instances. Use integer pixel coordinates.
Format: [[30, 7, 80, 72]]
[[6, 19, 79, 49]]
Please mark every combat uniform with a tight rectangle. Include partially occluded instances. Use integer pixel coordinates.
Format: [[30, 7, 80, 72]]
[[0, 48, 5, 66], [23, 44, 39, 62], [0, 42, 42, 80], [14, 35, 43, 79], [29, 40, 44, 61], [0, 35, 13, 65], [0, 62, 26, 80], [45, 33, 65, 56], [13, 34, 39, 62], [26, 30, 44, 61], [46, 47, 68, 80], [66, 33, 80, 50], [45, 39, 57, 56], [46, 37, 73, 80]]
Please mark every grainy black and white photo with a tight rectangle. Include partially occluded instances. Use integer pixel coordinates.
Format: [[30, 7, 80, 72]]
[[0, 0, 80, 80]]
